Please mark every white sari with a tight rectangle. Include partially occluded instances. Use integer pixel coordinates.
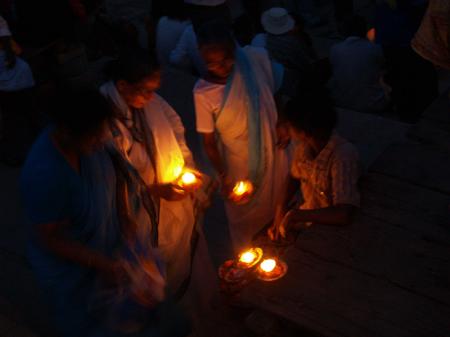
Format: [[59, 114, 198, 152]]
[[196, 46, 289, 252], [100, 82, 217, 315]]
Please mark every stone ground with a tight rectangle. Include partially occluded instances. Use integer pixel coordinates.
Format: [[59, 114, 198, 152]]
[[0, 0, 448, 336]]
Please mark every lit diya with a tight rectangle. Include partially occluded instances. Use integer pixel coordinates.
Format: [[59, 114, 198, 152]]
[[256, 258, 288, 282], [236, 247, 263, 269], [229, 180, 254, 204], [176, 168, 202, 190]]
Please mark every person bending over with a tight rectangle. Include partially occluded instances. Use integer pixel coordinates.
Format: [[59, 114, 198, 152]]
[[269, 88, 360, 240]]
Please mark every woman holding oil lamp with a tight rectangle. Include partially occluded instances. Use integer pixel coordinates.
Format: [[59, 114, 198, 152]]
[[193, 21, 290, 252], [100, 49, 216, 326]]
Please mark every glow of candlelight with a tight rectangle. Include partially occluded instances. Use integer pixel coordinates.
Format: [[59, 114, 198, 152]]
[[180, 171, 197, 186], [233, 180, 252, 196], [260, 259, 276, 273], [239, 251, 256, 264]]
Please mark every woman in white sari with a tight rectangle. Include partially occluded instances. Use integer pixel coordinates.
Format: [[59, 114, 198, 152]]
[[100, 50, 216, 330], [193, 21, 290, 252]]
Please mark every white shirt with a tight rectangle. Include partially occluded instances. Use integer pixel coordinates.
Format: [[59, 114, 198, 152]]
[[170, 24, 206, 76], [193, 79, 225, 133], [156, 17, 190, 65], [193, 52, 284, 134], [184, 0, 225, 5]]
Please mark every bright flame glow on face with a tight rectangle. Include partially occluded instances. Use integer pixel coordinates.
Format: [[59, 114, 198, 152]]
[[260, 259, 276, 273], [233, 181, 252, 196], [239, 251, 256, 264], [181, 172, 196, 186]]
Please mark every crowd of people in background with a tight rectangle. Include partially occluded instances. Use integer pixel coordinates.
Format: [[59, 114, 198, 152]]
[[1, 0, 449, 336]]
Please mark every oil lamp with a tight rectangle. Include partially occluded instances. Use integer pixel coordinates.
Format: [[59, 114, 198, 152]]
[[230, 180, 254, 203], [259, 259, 276, 273], [237, 247, 263, 268], [179, 171, 197, 187], [239, 251, 256, 264], [175, 167, 201, 190]]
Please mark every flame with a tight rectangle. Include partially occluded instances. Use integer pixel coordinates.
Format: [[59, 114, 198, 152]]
[[260, 259, 276, 273], [239, 251, 256, 264], [233, 180, 253, 196], [181, 171, 197, 186], [367, 28, 376, 43]]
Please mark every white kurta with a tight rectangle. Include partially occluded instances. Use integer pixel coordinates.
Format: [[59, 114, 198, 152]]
[[194, 47, 289, 252]]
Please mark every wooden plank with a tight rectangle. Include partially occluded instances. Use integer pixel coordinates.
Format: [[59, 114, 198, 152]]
[[408, 119, 450, 154], [360, 173, 450, 243], [420, 90, 450, 128], [369, 142, 450, 194], [336, 108, 409, 170], [242, 247, 450, 337], [241, 169, 450, 336], [294, 214, 450, 305], [289, 173, 450, 304]]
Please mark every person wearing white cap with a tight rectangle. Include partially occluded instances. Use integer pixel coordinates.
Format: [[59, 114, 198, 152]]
[[0, 15, 34, 92], [251, 7, 317, 79]]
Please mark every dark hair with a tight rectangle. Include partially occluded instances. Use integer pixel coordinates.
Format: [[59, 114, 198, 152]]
[[0, 36, 17, 69], [285, 88, 337, 139], [196, 20, 235, 50], [233, 13, 256, 46], [50, 85, 113, 139], [341, 15, 367, 38], [289, 12, 304, 32], [107, 48, 160, 84], [161, 0, 189, 21]]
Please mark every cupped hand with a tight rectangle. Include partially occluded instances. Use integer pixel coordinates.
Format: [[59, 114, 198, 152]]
[[268, 206, 286, 241], [268, 208, 297, 240], [152, 183, 187, 201]]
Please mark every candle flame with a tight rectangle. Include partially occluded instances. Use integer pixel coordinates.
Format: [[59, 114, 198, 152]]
[[239, 251, 256, 264], [233, 180, 252, 196], [181, 172, 196, 186], [260, 259, 276, 273]]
